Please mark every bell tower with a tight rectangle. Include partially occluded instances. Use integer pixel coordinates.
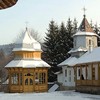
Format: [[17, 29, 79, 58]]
[[69, 8, 98, 57]]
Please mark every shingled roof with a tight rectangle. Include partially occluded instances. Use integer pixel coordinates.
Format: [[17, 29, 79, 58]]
[[78, 15, 94, 32]]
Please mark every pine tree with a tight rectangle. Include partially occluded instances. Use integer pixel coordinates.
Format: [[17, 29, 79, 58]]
[[73, 18, 78, 33], [93, 23, 100, 46], [42, 20, 59, 82], [42, 19, 77, 82], [56, 22, 69, 64], [43, 20, 59, 66], [66, 18, 73, 50]]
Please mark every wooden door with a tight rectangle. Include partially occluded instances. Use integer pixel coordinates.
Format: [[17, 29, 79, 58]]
[[24, 73, 34, 92]]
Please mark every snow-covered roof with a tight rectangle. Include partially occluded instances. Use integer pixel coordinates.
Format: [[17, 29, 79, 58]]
[[55, 70, 62, 75], [58, 47, 100, 66], [5, 59, 50, 68], [75, 47, 100, 65], [58, 57, 78, 67], [13, 48, 42, 52], [13, 28, 42, 51], [73, 31, 98, 37], [68, 47, 87, 54]]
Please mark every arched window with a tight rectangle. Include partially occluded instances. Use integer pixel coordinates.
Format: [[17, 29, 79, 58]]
[[25, 73, 33, 76], [30, 79, 33, 85], [25, 79, 28, 85]]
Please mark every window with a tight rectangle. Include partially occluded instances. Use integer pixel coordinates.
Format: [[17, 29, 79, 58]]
[[89, 39, 92, 45], [74, 40, 76, 47], [78, 69, 80, 76], [35, 72, 46, 84], [25, 79, 28, 85], [65, 69, 67, 77], [30, 79, 33, 85], [69, 70, 71, 76], [11, 73, 19, 85], [69, 77, 71, 82], [25, 73, 33, 76], [35, 73, 39, 85], [39, 72, 46, 84], [25, 78, 33, 85], [35, 73, 38, 79], [39, 73, 42, 84]]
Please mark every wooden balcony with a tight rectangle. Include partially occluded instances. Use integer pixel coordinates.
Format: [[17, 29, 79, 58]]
[[76, 80, 100, 86], [0, 0, 18, 10]]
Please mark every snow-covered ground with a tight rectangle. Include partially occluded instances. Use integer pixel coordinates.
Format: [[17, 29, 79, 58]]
[[0, 91, 100, 100]]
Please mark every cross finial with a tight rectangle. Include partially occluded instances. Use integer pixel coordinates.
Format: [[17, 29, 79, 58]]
[[83, 7, 86, 17], [25, 21, 29, 30]]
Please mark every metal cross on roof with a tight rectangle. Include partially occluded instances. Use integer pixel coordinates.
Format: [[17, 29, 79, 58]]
[[83, 7, 87, 16], [25, 21, 29, 30]]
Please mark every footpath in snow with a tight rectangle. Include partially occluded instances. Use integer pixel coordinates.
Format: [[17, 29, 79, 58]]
[[0, 91, 100, 100]]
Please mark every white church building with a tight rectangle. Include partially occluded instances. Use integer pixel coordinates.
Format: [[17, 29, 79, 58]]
[[57, 14, 98, 90]]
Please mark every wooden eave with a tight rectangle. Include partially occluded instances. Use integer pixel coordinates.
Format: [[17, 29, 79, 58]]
[[0, 0, 18, 9]]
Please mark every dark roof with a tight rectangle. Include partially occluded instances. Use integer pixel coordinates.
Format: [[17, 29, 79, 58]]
[[0, 0, 18, 10], [78, 15, 94, 32]]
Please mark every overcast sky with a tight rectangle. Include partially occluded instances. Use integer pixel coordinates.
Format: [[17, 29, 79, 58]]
[[0, 0, 100, 44]]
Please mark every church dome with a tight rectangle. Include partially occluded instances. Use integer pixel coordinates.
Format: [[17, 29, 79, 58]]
[[13, 28, 42, 51]]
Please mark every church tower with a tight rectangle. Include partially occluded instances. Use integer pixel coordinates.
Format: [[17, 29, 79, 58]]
[[69, 14, 98, 57], [58, 8, 99, 90]]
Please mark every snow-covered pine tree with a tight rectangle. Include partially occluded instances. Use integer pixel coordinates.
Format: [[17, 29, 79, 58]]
[[66, 18, 73, 51], [42, 19, 77, 82], [73, 18, 78, 33], [42, 20, 59, 81], [93, 23, 100, 46], [43, 20, 59, 66], [56, 18, 76, 63], [56, 22, 69, 64]]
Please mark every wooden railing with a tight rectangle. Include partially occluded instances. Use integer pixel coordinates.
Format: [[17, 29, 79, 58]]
[[76, 80, 100, 86]]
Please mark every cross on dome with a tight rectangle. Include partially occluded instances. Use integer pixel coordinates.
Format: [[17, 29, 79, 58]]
[[83, 7, 86, 17], [25, 21, 29, 30]]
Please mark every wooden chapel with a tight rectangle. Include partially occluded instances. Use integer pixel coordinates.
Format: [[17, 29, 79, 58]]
[[5, 28, 50, 93]]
